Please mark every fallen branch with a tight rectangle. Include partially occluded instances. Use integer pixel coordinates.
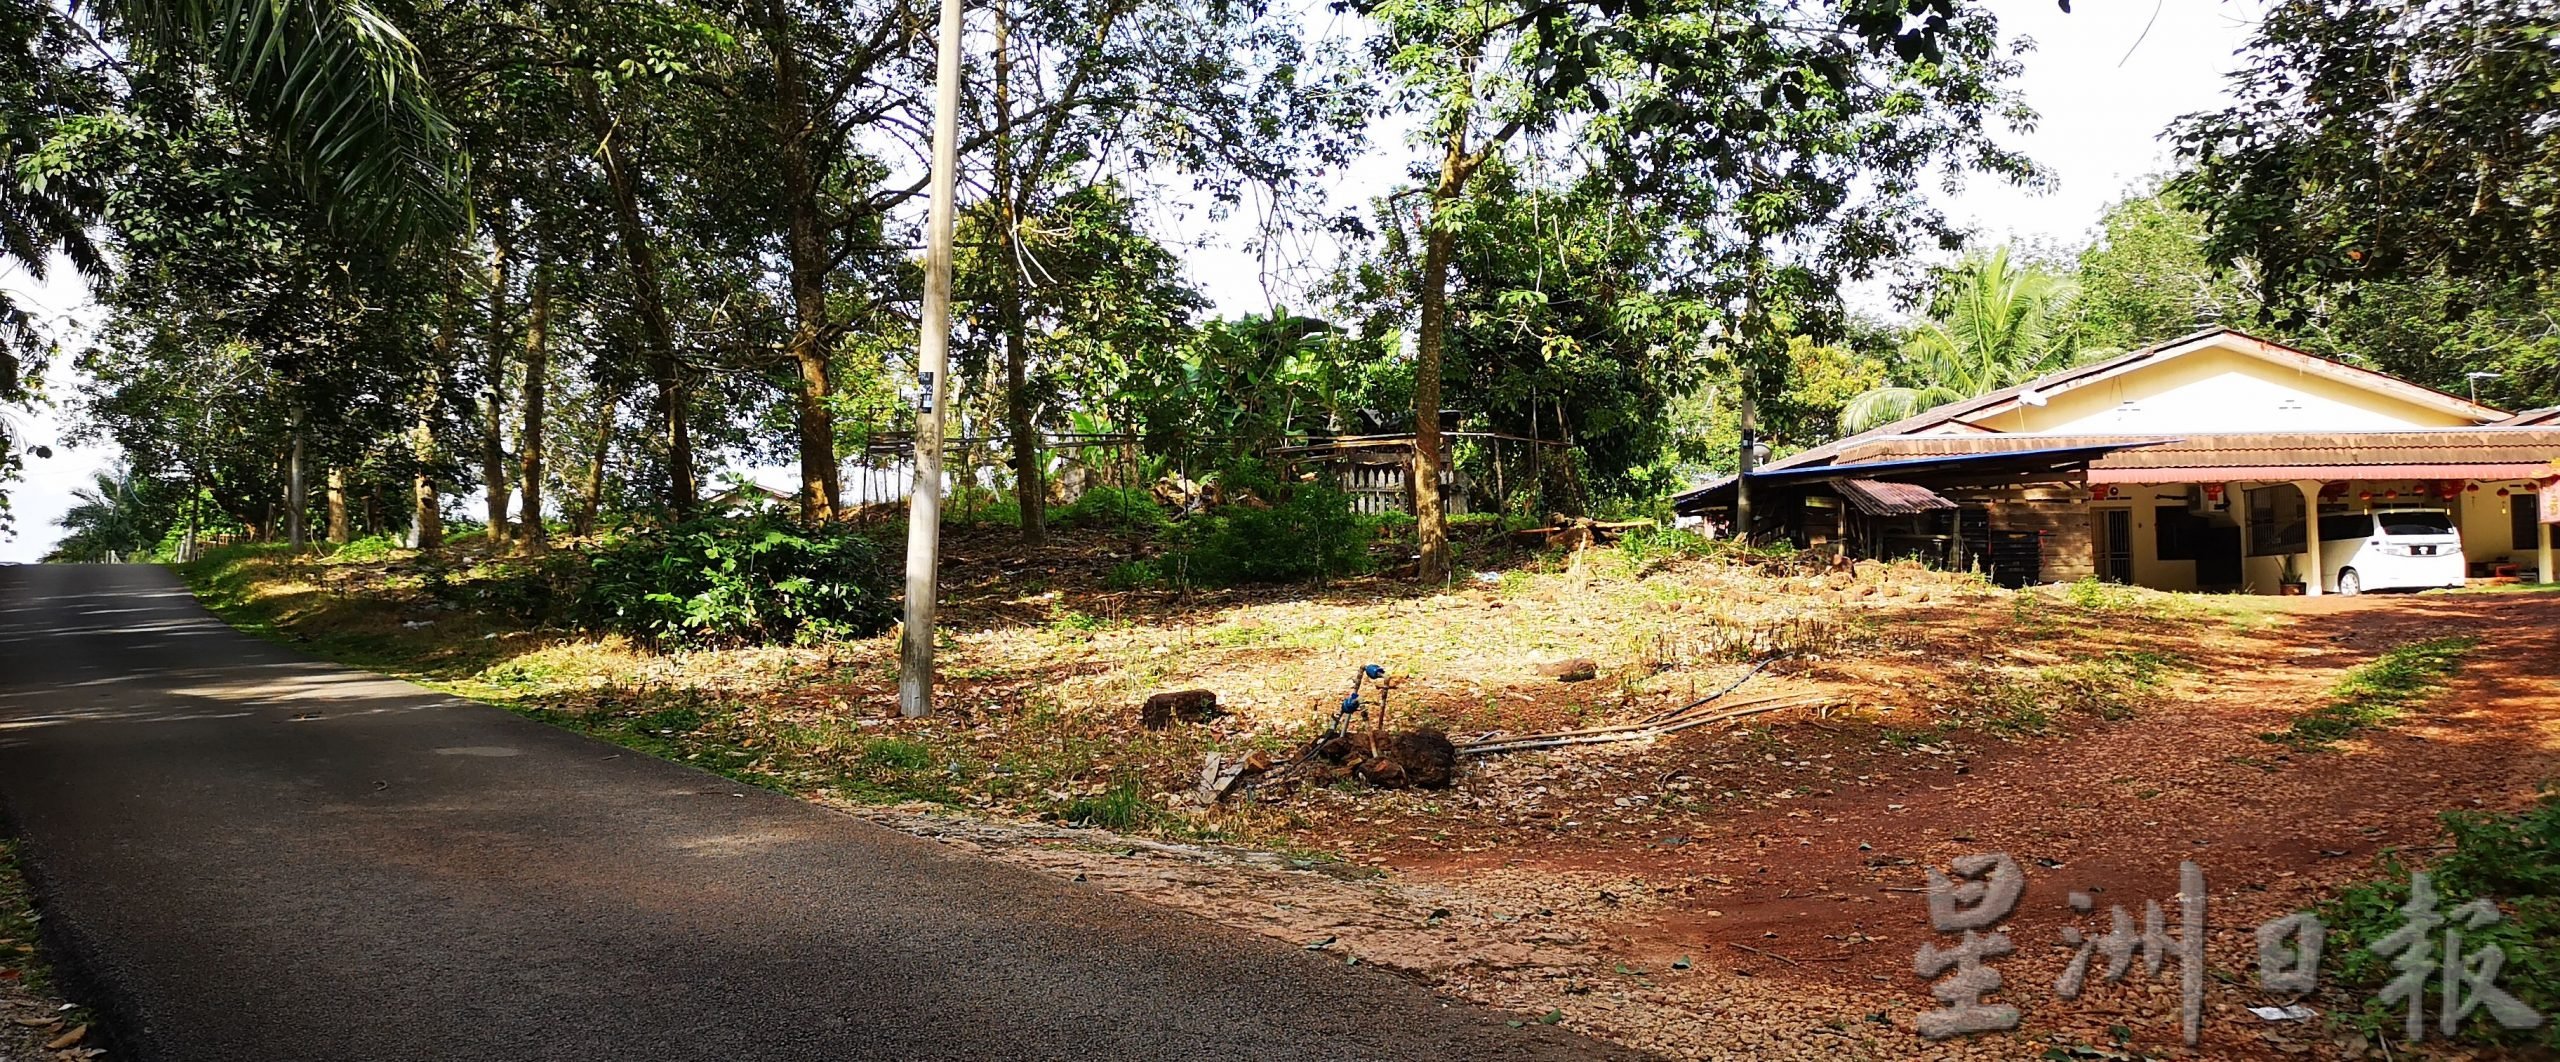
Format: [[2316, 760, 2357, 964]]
[[1731, 943, 1802, 967], [1456, 694, 1836, 756]]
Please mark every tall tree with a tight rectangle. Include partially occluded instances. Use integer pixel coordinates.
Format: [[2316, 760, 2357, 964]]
[[1350, 0, 2037, 574], [2069, 184, 2258, 351], [2171, 0, 2560, 323], [2170, 0, 2560, 409], [964, 0, 1344, 541], [516, 268, 552, 554]]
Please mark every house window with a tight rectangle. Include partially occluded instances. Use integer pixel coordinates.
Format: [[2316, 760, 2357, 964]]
[[2518, 491, 2544, 551], [2156, 505, 2205, 561], [2246, 486, 2306, 556]]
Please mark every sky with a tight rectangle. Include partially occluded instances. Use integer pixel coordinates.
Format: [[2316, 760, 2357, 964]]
[[0, 0, 2267, 563]]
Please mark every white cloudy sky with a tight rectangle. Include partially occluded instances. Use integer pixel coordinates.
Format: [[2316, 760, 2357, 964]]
[[0, 0, 2265, 562]]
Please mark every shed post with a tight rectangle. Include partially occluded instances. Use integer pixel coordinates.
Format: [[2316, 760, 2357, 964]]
[[2294, 480, 2324, 596], [2539, 513, 2553, 585]]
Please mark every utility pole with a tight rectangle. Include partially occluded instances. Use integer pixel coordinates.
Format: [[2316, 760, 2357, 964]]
[[899, 0, 964, 719]]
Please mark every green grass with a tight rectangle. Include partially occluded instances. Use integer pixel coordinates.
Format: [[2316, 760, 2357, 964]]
[[2322, 791, 2560, 1051], [1056, 780, 1163, 831], [2264, 636, 2478, 750], [1940, 650, 2184, 736]]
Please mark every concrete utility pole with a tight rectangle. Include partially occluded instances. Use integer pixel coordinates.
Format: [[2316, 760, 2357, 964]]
[[898, 0, 965, 719]]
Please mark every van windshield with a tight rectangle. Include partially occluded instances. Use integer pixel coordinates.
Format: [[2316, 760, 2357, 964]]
[[2377, 510, 2454, 536]]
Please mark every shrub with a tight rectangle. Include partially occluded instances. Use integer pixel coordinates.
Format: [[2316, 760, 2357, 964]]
[[1166, 482, 1374, 586], [1058, 485, 1169, 532], [580, 515, 897, 647], [1058, 780, 1160, 831], [329, 532, 406, 564], [942, 486, 1020, 529], [2324, 792, 2560, 1051], [1615, 525, 1713, 571], [1103, 559, 1162, 589]]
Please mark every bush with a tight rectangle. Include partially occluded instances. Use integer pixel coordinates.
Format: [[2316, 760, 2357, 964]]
[[1058, 485, 1169, 532], [1166, 482, 1373, 586], [329, 532, 406, 564], [2324, 792, 2560, 1051], [581, 515, 897, 647], [1103, 559, 1162, 589], [942, 486, 1020, 529]]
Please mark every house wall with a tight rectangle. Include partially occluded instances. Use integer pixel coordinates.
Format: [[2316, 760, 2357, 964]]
[[2092, 486, 2211, 592], [2458, 480, 2548, 567], [1971, 343, 2478, 435], [1940, 481, 2092, 584]]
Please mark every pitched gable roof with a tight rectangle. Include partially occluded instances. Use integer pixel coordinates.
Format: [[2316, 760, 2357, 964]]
[[1762, 328, 2508, 473]]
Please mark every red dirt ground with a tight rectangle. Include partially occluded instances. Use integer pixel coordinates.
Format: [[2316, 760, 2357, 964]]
[[1312, 593, 2560, 1058]]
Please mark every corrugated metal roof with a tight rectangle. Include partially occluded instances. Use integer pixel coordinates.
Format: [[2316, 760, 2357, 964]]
[[1671, 442, 2162, 513], [1835, 478, 1957, 515], [2089, 463, 2555, 484]]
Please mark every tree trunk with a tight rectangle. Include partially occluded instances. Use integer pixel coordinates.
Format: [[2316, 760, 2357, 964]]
[[413, 279, 455, 550], [575, 386, 617, 538], [1413, 122, 1474, 585], [325, 468, 351, 543], [286, 410, 307, 549], [762, 0, 841, 522], [483, 221, 513, 544], [578, 76, 696, 518], [516, 270, 552, 556], [993, 0, 1044, 544]]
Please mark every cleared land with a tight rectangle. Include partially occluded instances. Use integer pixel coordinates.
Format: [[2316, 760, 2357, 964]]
[[179, 531, 2560, 1060]]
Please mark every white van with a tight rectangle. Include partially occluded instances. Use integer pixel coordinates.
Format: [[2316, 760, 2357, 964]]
[[2315, 508, 2466, 595]]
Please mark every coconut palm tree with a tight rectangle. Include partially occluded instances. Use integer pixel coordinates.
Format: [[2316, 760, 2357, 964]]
[[44, 467, 169, 561], [1839, 247, 2089, 433]]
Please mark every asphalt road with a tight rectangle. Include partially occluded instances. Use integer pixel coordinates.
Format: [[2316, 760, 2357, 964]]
[[0, 563, 1639, 1062]]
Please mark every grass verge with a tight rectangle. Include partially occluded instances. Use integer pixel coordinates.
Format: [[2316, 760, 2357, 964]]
[[2322, 790, 2560, 1052], [2263, 636, 2477, 750], [171, 544, 1250, 844]]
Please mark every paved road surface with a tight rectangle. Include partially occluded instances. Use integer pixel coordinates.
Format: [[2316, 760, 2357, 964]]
[[0, 564, 1637, 1062]]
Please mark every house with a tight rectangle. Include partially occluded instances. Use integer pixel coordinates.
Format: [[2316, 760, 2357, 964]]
[[1675, 328, 2560, 594]]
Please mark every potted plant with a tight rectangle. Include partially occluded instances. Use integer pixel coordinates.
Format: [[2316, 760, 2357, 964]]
[[2278, 555, 2307, 595]]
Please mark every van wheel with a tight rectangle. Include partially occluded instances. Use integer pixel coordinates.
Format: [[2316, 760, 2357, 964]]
[[2338, 568, 2362, 596]]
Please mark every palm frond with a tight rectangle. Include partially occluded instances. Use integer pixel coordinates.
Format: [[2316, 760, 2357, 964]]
[[104, 0, 467, 243], [1840, 385, 1936, 434]]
